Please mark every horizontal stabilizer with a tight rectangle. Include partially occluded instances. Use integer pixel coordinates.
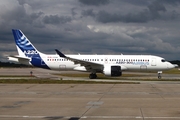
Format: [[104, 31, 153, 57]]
[[9, 55, 30, 60], [8, 55, 30, 65]]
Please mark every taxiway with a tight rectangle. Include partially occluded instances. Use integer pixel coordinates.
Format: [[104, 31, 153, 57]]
[[0, 68, 180, 120]]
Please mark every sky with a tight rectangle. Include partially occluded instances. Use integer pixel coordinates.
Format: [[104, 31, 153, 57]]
[[1, 0, 180, 61]]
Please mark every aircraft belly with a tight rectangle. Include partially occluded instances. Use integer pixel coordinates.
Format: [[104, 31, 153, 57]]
[[48, 62, 78, 71]]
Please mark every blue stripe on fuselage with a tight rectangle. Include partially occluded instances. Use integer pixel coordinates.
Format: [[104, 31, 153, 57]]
[[31, 57, 50, 69]]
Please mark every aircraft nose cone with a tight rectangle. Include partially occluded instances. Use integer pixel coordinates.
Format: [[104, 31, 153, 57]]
[[167, 62, 175, 69]]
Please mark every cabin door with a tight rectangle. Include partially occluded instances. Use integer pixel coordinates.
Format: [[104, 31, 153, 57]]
[[151, 58, 156, 66]]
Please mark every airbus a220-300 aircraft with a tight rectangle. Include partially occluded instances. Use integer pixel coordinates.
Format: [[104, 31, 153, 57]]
[[8, 29, 175, 79]]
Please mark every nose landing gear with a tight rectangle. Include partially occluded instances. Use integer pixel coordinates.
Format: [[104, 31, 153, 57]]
[[158, 71, 162, 79]]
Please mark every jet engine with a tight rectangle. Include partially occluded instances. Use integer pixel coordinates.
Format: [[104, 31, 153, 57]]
[[103, 65, 122, 77]]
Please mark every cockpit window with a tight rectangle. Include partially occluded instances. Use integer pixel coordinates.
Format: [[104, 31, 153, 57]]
[[161, 59, 166, 62]]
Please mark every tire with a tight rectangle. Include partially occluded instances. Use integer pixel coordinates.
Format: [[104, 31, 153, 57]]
[[89, 73, 97, 79]]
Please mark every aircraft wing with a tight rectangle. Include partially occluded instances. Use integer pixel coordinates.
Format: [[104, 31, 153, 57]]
[[55, 49, 103, 72]]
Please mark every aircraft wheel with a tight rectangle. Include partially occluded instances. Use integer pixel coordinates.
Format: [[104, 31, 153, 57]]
[[94, 74, 97, 79], [89, 73, 97, 79], [158, 73, 161, 79]]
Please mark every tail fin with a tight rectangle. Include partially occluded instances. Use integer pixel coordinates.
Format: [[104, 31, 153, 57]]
[[12, 29, 40, 58]]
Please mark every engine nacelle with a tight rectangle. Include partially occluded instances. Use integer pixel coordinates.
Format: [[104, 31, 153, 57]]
[[103, 65, 122, 77]]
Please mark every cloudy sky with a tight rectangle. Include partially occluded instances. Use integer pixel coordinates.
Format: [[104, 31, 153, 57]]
[[1, 0, 180, 61]]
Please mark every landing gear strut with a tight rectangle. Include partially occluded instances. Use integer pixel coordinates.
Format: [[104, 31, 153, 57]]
[[158, 71, 162, 79], [89, 73, 97, 79]]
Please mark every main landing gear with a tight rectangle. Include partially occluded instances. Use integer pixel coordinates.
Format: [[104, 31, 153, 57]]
[[158, 71, 162, 79], [89, 73, 97, 79]]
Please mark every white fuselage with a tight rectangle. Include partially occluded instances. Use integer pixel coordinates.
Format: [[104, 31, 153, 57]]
[[39, 54, 174, 72]]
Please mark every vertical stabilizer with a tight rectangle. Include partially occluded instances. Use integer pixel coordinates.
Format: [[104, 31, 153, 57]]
[[11, 29, 50, 69], [12, 29, 40, 58]]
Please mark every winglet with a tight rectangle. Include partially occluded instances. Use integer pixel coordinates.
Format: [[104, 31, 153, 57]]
[[55, 49, 66, 58]]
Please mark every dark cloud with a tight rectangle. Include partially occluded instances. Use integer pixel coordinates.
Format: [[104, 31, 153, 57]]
[[96, 10, 150, 23], [81, 9, 151, 23], [71, 8, 77, 17], [148, 0, 166, 19], [30, 12, 44, 19], [81, 0, 180, 23], [160, 0, 180, 5], [119, 0, 150, 6], [0, 2, 44, 29], [17, 0, 26, 5], [0, 0, 180, 61], [78, 0, 110, 6], [43, 15, 72, 25], [81, 9, 96, 17]]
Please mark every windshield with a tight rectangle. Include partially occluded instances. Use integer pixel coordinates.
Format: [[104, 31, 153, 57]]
[[161, 59, 166, 62]]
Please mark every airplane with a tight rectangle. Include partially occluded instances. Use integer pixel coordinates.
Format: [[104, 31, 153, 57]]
[[8, 29, 175, 79]]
